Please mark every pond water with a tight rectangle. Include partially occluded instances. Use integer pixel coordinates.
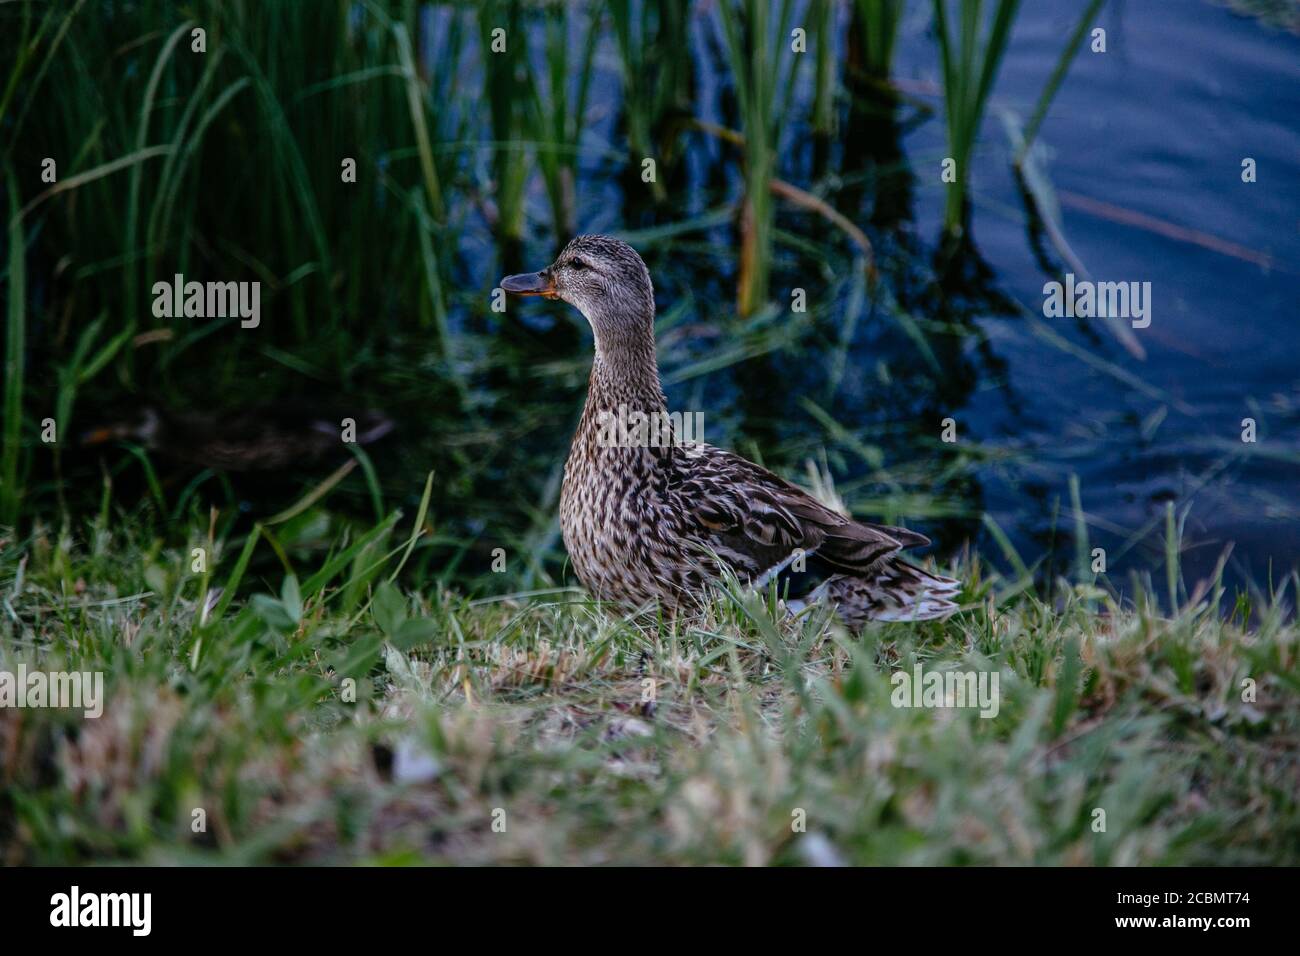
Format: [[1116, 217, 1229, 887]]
[[902, 0, 1300, 591]]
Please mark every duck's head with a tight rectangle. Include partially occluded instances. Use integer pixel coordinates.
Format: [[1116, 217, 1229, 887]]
[[501, 235, 655, 350]]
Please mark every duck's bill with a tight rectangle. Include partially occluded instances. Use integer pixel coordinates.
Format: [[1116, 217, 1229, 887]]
[[500, 271, 557, 298]]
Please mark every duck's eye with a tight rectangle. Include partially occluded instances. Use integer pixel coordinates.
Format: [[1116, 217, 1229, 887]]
[[569, 258, 590, 271]]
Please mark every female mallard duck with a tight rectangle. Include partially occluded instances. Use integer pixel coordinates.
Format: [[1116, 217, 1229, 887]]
[[502, 235, 959, 629]]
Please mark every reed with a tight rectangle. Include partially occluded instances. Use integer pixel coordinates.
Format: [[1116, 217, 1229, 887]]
[[479, 0, 533, 243], [932, 0, 1021, 236], [0, 0, 489, 532], [1015, 0, 1107, 166], [854, 0, 906, 79], [609, 0, 694, 204], [810, 0, 837, 138], [717, 0, 798, 316], [530, 4, 600, 241], [2, 1, 461, 388]]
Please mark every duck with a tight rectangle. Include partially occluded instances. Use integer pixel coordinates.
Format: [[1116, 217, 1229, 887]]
[[501, 235, 960, 629]]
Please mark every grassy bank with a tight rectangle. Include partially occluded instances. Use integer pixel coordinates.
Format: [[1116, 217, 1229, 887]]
[[2, 505, 1296, 865]]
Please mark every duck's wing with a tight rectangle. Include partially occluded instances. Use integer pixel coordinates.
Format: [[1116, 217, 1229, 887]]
[[669, 444, 927, 579]]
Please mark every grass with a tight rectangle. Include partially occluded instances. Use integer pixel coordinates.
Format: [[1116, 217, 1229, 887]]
[[1, 501, 1296, 865]]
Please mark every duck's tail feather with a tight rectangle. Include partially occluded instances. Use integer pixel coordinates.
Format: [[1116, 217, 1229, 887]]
[[796, 560, 960, 628]]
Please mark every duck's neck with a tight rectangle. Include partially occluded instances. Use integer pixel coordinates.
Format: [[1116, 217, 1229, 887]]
[[585, 320, 666, 417]]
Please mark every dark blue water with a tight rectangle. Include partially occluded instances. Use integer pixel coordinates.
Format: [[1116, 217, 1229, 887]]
[[891, 0, 1300, 589]]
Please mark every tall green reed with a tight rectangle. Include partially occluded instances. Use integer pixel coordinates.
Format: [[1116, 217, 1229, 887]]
[[529, 4, 600, 241], [933, 0, 1021, 237], [717, 0, 798, 317], [609, 0, 694, 205], [479, 0, 532, 244], [1015, 0, 1105, 167], [811, 0, 838, 138], [5, 0, 460, 384], [0, 0, 480, 525], [854, 0, 906, 80]]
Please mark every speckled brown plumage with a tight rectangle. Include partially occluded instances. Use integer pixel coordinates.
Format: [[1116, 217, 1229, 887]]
[[503, 235, 960, 628]]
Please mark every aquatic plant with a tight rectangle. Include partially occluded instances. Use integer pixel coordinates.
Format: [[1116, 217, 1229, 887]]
[[933, 0, 1021, 236]]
